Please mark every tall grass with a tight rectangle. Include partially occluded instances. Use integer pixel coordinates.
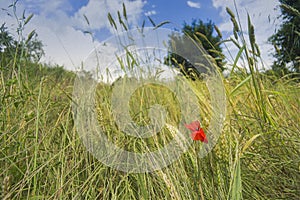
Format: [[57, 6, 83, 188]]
[[1, 3, 299, 200]]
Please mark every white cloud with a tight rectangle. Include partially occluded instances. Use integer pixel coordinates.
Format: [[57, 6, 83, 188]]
[[73, 0, 145, 31], [212, 0, 282, 69], [144, 10, 156, 16], [0, 0, 146, 70], [187, 1, 201, 9]]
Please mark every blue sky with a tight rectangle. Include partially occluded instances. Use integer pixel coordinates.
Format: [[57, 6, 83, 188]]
[[0, 0, 281, 70], [143, 0, 223, 27]]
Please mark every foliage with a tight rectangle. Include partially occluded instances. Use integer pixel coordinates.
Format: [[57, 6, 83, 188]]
[[165, 19, 225, 79], [0, 24, 14, 53], [183, 20, 225, 70], [0, 2, 44, 63], [1, 50, 299, 199], [268, 0, 300, 74]]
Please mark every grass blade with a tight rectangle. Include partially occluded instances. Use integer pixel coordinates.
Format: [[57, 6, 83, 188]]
[[230, 159, 242, 200], [230, 75, 251, 96], [230, 44, 245, 75]]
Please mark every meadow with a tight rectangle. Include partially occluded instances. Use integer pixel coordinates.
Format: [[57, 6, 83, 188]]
[[1, 6, 299, 200]]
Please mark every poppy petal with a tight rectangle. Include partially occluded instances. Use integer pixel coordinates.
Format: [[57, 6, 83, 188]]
[[185, 121, 208, 143], [190, 132, 201, 140], [198, 128, 208, 143], [190, 129, 208, 143], [185, 120, 200, 132]]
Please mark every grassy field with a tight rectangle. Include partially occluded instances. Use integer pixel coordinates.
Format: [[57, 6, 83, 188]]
[[1, 48, 299, 200], [1, 6, 300, 200]]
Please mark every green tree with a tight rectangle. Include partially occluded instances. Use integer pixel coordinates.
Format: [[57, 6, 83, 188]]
[[0, 23, 44, 63], [183, 20, 225, 71], [0, 23, 14, 55], [1, 0, 45, 64], [268, 0, 300, 74], [165, 19, 225, 79]]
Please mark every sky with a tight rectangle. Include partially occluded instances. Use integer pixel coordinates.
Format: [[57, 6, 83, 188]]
[[0, 0, 282, 71]]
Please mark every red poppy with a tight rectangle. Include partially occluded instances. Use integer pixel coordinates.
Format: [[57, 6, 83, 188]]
[[185, 120, 208, 143]]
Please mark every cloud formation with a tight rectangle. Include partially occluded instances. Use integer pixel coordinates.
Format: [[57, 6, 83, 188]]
[[212, 0, 281, 68], [187, 1, 201, 9], [0, 0, 282, 71], [0, 0, 145, 70], [145, 10, 156, 16]]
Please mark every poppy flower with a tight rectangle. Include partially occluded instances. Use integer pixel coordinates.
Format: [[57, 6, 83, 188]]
[[185, 120, 208, 143]]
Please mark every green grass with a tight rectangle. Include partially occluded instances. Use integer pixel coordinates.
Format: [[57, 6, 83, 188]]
[[1, 6, 300, 200], [1, 51, 299, 200]]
